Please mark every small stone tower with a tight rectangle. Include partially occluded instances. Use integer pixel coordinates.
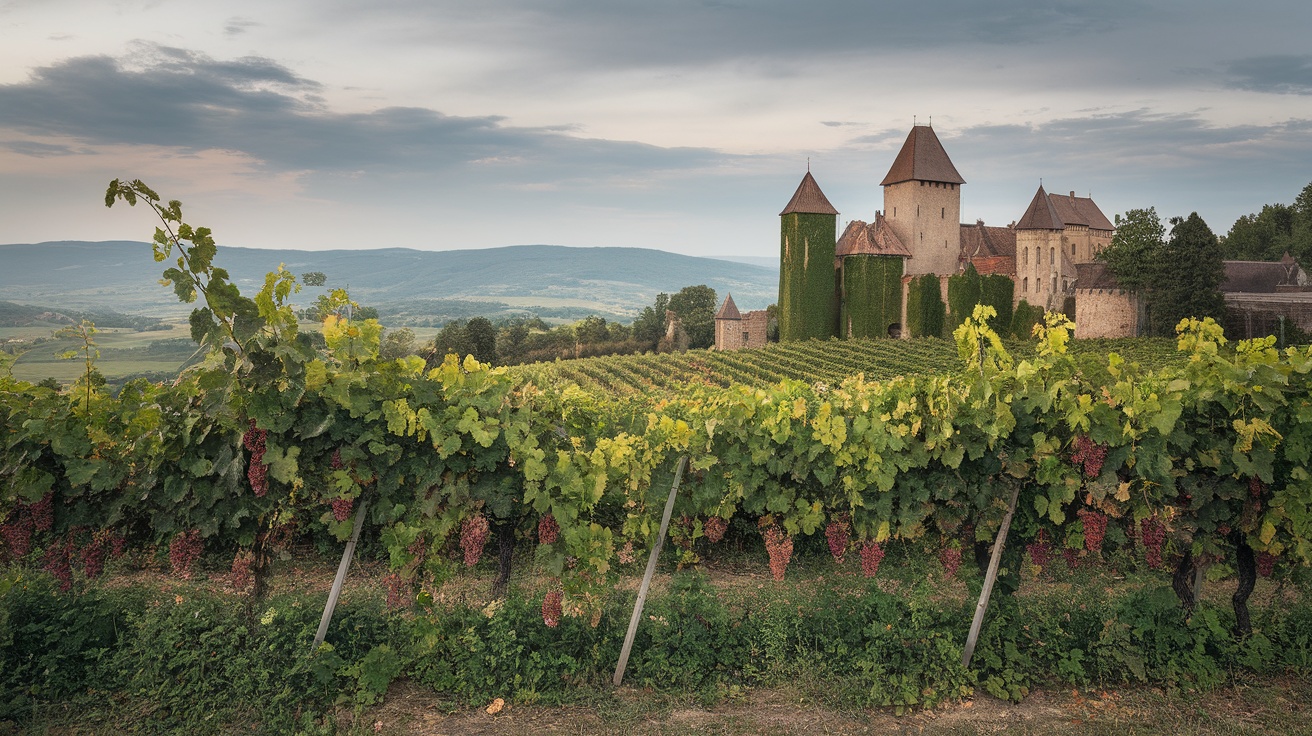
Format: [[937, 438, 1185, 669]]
[[778, 171, 839, 341], [881, 125, 965, 277]]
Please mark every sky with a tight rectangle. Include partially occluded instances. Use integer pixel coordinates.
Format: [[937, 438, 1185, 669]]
[[2, 0, 1312, 259]]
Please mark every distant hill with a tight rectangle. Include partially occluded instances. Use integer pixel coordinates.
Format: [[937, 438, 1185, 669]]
[[0, 242, 779, 319]]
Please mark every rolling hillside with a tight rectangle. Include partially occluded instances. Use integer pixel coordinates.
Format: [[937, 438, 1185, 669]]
[[0, 241, 779, 319]]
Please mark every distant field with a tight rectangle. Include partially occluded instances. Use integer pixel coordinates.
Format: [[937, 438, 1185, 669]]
[[506, 337, 1185, 397], [8, 322, 198, 384]]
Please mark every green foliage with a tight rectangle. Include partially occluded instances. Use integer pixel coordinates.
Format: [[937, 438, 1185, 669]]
[[840, 256, 903, 338], [946, 265, 982, 333], [301, 271, 327, 287], [1010, 299, 1043, 339], [779, 213, 837, 341], [668, 285, 718, 350], [1099, 207, 1167, 293], [1220, 181, 1312, 264], [906, 274, 945, 338], [980, 274, 1014, 334]]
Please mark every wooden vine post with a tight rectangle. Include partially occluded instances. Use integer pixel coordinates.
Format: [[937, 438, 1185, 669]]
[[961, 481, 1021, 668], [311, 498, 369, 654], [613, 456, 687, 687]]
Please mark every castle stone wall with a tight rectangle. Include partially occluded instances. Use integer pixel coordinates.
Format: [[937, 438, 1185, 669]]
[[1074, 289, 1139, 338], [884, 181, 960, 276]]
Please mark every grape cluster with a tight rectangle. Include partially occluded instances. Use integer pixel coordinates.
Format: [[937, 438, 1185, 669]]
[[230, 549, 255, 591], [1077, 509, 1108, 555], [939, 546, 962, 578], [1140, 517, 1166, 569], [461, 514, 490, 567], [1070, 435, 1108, 478], [1249, 476, 1265, 499], [859, 540, 885, 578], [29, 493, 54, 532], [41, 538, 73, 592], [243, 420, 269, 497], [168, 529, 204, 580], [80, 530, 114, 579], [617, 540, 636, 565], [703, 516, 727, 544], [762, 526, 793, 581], [1062, 548, 1082, 570], [538, 514, 559, 545], [1256, 551, 1277, 578], [331, 448, 344, 470], [383, 572, 410, 610], [330, 497, 354, 523], [1026, 529, 1054, 570], [1, 511, 34, 558], [825, 514, 850, 564], [542, 588, 563, 628]]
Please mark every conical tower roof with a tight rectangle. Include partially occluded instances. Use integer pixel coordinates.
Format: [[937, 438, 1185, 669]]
[[1015, 185, 1064, 230], [715, 293, 741, 320], [880, 125, 965, 186], [780, 171, 839, 216]]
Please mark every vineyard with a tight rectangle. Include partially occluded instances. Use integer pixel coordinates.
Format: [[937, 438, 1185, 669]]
[[506, 336, 1186, 398], [3, 181, 1312, 731]]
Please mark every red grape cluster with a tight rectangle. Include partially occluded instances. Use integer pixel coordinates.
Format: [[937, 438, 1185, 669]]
[[1026, 529, 1054, 570], [1070, 435, 1108, 478], [331, 448, 344, 470], [1256, 551, 1276, 578], [542, 588, 563, 628], [80, 530, 115, 579], [330, 497, 354, 523], [461, 514, 490, 567], [1249, 476, 1265, 499], [703, 516, 727, 544], [762, 526, 793, 581], [538, 514, 559, 545], [939, 546, 962, 578], [168, 529, 204, 580], [859, 540, 885, 578], [383, 572, 410, 610], [825, 514, 850, 564], [41, 538, 74, 592], [243, 420, 269, 497], [1140, 517, 1166, 569], [231, 549, 255, 591], [1063, 548, 1082, 570], [29, 493, 54, 532], [1077, 509, 1108, 555], [1, 511, 34, 558]]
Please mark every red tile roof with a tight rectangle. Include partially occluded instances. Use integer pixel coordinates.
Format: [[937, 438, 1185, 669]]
[[1017, 186, 1114, 231], [780, 171, 839, 216], [835, 214, 912, 258], [715, 293, 741, 320], [1075, 261, 1122, 290], [880, 125, 965, 186], [1015, 185, 1064, 230]]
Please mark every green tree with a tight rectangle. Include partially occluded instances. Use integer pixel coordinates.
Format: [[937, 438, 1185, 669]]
[[301, 271, 327, 287], [1152, 213, 1226, 334], [632, 293, 670, 348], [430, 321, 471, 361], [465, 317, 498, 364], [574, 315, 611, 346], [667, 285, 718, 349], [1098, 207, 1166, 293], [379, 327, 416, 360], [496, 320, 531, 364]]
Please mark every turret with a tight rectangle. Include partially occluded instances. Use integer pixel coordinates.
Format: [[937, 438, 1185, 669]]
[[778, 171, 839, 340], [881, 125, 964, 276]]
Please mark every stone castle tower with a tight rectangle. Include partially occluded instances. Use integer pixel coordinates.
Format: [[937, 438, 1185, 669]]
[[777, 171, 839, 341], [881, 125, 965, 277]]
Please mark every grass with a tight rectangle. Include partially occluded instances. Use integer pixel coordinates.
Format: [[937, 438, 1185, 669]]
[[6, 538, 1310, 735]]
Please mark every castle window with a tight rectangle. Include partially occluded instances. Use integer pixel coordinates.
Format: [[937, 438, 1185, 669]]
[[1071, 243, 1076, 256], [941, 207, 945, 219], [1050, 248, 1055, 265], [1023, 249, 1028, 265], [917, 205, 920, 216], [1022, 277, 1028, 292]]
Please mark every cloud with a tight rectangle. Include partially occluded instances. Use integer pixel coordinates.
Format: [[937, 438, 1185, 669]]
[[0, 45, 738, 181], [1224, 55, 1312, 95], [224, 17, 260, 36]]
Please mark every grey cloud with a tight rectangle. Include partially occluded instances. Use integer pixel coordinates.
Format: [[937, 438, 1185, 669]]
[[0, 140, 88, 157], [0, 46, 733, 179], [225, 17, 260, 36], [1225, 55, 1312, 95]]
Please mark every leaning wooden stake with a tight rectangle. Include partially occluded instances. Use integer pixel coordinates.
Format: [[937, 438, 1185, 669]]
[[613, 456, 687, 687], [311, 499, 369, 654], [961, 482, 1022, 668]]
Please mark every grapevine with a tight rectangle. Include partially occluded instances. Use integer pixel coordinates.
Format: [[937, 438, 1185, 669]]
[[243, 420, 269, 497], [1026, 529, 1053, 571], [1256, 551, 1276, 578], [42, 537, 74, 592], [330, 497, 354, 523], [538, 514, 559, 545], [231, 549, 255, 591], [1070, 435, 1108, 478], [29, 493, 54, 532]]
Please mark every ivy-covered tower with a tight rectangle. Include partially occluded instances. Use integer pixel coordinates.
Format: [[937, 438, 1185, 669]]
[[836, 214, 912, 338], [778, 171, 839, 341]]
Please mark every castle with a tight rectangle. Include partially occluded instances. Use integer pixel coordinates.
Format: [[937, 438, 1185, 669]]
[[714, 124, 1119, 347]]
